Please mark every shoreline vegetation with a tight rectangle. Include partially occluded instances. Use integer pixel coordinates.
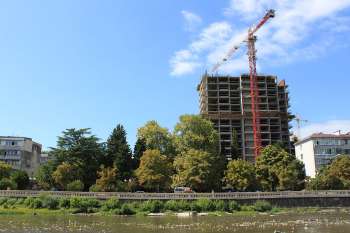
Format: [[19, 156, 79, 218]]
[[0, 195, 345, 217]]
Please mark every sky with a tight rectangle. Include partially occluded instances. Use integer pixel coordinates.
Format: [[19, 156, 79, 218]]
[[1, 0, 350, 149]]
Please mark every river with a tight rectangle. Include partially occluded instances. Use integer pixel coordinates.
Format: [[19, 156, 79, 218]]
[[1, 210, 350, 233]]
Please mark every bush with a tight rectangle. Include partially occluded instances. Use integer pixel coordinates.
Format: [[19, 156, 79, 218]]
[[40, 195, 59, 209], [70, 197, 100, 213], [59, 198, 71, 209], [16, 198, 25, 205], [0, 178, 17, 190], [214, 200, 228, 211], [228, 200, 241, 212], [32, 199, 43, 209], [0, 197, 8, 206], [24, 197, 35, 208], [10, 170, 29, 190], [117, 203, 135, 215], [67, 180, 84, 191], [253, 201, 272, 212], [192, 199, 215, 212], [164, 200, 191, 212], [6, 198, 17, 207], [89, 184, 101, 192], [140, 200, 164, 213], [101, 198, 120, 211]]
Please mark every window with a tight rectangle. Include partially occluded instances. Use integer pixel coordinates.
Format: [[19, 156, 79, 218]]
[[300, 154, 303, 160]]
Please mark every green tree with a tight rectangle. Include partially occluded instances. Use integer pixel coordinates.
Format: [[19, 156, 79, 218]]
[[256, 145, 305, 191], [173, 149, 221, 192], [35, 161, 55, 190], [135, 149, 172, 192], [224, 159, 257, 191], [95, 166, 118, 192], [328, 155, 350, 181], [10, 170, 29, 190], [67, 180, 84, 191], [106, 124, 132, 180], [0, 161, 12, 180], [132, 138, 147, 170], [173, 115, 224, 191], [231, 129, 241, 160], [52, 162, 82, 190], [0, 178, 17, 190], [50, 128, 105, 190], [137, 121, 174, 157]]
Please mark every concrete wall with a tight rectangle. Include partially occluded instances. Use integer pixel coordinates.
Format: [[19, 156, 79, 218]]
[[296, 140, 316, 177]]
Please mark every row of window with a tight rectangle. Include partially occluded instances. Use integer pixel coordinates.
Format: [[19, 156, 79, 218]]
[[315, 139, 349, 146], [314, 147, 350, 155]]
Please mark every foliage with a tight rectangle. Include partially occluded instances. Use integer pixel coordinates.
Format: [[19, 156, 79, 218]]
[[137, 121, 174, 157], [50, 128, 105, 190], [70, 197, 100, 213], [40, 195, 59, 209], [117, 203, 135, 215], [214, 200, 228, 211], [10, 170, 29, 190], [192, 198, 216, 212], [164, 200, 191, 211], [253, 201, 272, 212], [228, 200, 241, 212], [52, 162, 82, 190], [132, 138, 147, 169], [59, 198, 71, 209], [95, 166, 118, 192], [327, 155, 350, 182], [0, 161, 12, 180], [140, 200, 164, 213], [35, 161, 55, 190], [101, 198, 120, 211], [173, 149, 221, 192], [135, 149, 172, 192], [106, 124, 133, 180], [256, 145, 305, 191], [0, 178, 17, 190], [66, 180, 84, 191], [231, 129, 241, 159], [224, 159, 257, 191]]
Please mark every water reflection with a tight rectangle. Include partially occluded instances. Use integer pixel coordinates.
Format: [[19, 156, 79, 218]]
[[0, 210, 350, 233]]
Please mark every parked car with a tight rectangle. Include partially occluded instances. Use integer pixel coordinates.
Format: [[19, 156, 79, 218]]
[[174, 187, 193, 193]]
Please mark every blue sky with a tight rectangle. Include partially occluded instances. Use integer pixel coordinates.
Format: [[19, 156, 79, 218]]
[[1, 0, 350, 149]]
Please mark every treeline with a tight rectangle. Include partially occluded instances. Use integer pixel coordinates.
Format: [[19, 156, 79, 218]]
[[33, 114, 307, 192]]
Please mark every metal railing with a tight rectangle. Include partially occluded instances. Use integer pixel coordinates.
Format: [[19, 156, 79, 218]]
[[0, 190, 349, 200]]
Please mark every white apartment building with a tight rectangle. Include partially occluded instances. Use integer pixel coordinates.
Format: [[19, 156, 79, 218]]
[[295, 133, 350, 177], [0, 136, 42, 177]]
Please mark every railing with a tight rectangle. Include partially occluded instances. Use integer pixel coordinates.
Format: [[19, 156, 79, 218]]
[[0, 190, 350, 200]]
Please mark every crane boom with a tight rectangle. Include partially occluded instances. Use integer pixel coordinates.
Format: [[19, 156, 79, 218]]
[[211, 9, 275, 159]]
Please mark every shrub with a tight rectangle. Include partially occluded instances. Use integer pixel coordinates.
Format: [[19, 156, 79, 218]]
[[59, 198, 71, 209], [40, 195, 59, 209], [253, 201, 272, 212], [192, 199, 215, 212], [89, 184, 101, 192], [16, 198, 25, 205], [24, 197, 35, 208], [32, 198, 43, 209], [228, 200, 241, 212], [101, 198, 120, 211], [0, 178, 17, 190], [6, 198, 17, 207], [165, 200, 191, 211], [67, 180, 84, 191], [140, 200, 164, 213], [117, 203, 135, 215], [0, 197, 8, 206], [10, 170, 29, 190], [214, 200, 228, 211], [70, 197, 100, 213]]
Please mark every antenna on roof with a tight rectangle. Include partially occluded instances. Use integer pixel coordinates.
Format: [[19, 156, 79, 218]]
[[333, 130, 341, 135]]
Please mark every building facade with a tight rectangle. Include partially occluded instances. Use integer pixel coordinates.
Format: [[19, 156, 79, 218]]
[[0, 136, 42, 177], [295, 133, 350, 177], [198, 74, 291, 162]]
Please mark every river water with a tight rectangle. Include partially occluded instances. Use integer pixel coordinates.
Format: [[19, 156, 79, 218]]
[[1, 210, 350, 233]]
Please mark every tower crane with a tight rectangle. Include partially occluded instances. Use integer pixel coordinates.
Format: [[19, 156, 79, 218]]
[[294, 114, 308, 139], [212, 9, 275, 159]]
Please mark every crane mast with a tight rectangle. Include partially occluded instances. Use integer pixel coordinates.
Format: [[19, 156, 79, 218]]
[[211, 9, 275, 159]]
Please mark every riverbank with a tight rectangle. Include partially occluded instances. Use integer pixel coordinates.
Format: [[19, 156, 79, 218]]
[[0, 195, 349, 217]]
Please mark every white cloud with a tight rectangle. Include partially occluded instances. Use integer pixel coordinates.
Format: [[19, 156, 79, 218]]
[[170, 50, 201, 76], [170, 0, 350, 76], [181, 10, 202, 31], [298, 120, 350, 139]]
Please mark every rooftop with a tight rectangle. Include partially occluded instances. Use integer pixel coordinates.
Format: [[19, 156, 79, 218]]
[[295, 132, 350, 145]]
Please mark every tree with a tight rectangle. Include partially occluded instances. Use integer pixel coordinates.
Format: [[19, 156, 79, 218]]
[[106, 124, 132, 180], [135, 149, 172, 192], [95, 166, 118, 192], [10, 170, 29, 190], [132, 138, 147, 170], [231, 129, 241, 160], [35, 161, 55, 190], [67, 180, 84, 191], [173, 115, 224, 191], [0, 161, 12, 180], [50, 128, 105, 190], [255, 145, 305, 191], [137, 121, 174, 157], [327, 155, 350, 181], [224, 159, 257, 191], [173, 149, 221, 192], [173, 115, 219, 155], [0, 178, 17, 190], [52, 162, 82, 190]]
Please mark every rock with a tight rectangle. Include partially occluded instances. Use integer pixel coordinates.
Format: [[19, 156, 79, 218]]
[[176, 212, 197, 217]]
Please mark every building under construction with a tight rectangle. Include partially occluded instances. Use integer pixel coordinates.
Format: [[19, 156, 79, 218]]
[[198, 73, 291, 162]]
